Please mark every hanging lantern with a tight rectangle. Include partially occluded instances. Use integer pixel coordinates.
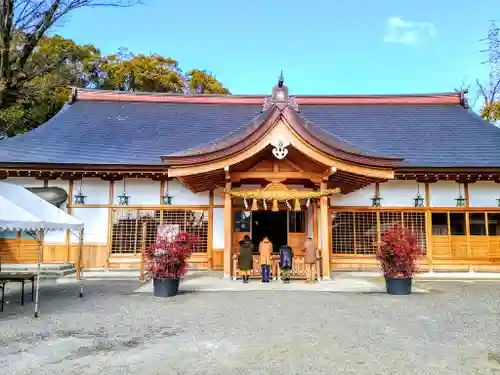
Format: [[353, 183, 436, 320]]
[[455, 183, 466, 207], [371, 194, 382, 207], [118, 178, 130, 205], [272, 199, 279, 212], [74, 178, 86, 205], [413, 183, 424, 207], [161, 179, 173, 205], [285, 200, 292, 210], [243, 198, 249, 210], [251, 199, 258, 211], [293, 198, 301, 212]]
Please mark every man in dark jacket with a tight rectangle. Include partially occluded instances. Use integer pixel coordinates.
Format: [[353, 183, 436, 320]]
[[279, 244, 294, 283], [238, 235, 254, 283]]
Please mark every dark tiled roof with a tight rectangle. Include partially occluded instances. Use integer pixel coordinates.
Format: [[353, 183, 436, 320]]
[[299, 105, 500, 167], [0, 98, 499, 168]]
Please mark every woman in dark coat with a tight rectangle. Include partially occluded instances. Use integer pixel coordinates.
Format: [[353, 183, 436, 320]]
[[238, 235, 255, 283], [279, 244, 294, 283]]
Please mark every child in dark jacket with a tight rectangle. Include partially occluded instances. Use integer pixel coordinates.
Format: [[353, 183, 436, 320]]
[[279, 244, 294, 283]]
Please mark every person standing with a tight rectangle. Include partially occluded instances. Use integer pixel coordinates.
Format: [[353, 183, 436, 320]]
[[238, 235, 255, 283], [259, 236, 272, 282], [304, 236, 317, 283], [279, 244, 294, 283]]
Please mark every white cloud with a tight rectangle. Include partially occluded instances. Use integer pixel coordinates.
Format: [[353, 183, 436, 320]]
[[384, 16, 436, 45]]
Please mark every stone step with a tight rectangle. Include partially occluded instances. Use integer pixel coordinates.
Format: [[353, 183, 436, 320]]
[[0, 263, 76, 280]]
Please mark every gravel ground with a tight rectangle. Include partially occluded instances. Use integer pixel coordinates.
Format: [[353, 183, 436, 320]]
[[0, 280, 500, 375]]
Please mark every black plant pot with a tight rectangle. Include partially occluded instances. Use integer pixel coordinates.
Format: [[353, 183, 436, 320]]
[[153, 278, 180, 297], [385, 277, 412, 295]]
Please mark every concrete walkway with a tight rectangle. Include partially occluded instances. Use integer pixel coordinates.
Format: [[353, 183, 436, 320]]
[[135, 274, 429, 293]]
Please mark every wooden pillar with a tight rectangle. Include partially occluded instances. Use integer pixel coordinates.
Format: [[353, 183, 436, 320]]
[[464, 183, 470, 207], [207, 190, 214, 270], [464, 183, 473, 271], [159, 179, 165, 225], [313, 202, 318, 250], [76, 229, 83, 280], [320, 181, 330, 280], [106, 179, 114, 269], [66, 179, 74, 262], [223, 179, 233, 279], [424, 182, 433, 272], [140, 222, 147, 281]]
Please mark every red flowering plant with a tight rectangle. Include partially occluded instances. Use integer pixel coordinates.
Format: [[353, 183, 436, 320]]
[[376, 224, 422, 278], [143, 232, 197, 279]]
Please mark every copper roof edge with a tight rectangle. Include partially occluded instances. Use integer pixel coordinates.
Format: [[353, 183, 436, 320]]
[[70, 88, 463, 106]]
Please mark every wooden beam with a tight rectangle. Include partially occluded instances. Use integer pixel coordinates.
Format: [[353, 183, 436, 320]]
[[231, 171, 323, 182]]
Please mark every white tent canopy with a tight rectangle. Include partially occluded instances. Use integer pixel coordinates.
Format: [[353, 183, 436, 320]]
[[0, 181, 84, 318], [0, 196, 43, 231], [0, 181, 83, 231]]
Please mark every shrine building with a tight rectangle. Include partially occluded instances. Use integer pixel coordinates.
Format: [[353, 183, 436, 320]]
[[2, 75, 500, 278]]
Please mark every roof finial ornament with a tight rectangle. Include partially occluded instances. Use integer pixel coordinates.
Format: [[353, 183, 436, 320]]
[[262, 70, 299, 112]]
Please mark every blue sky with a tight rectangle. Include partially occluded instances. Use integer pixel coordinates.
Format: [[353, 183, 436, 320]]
[[52, 0, 494, 103]]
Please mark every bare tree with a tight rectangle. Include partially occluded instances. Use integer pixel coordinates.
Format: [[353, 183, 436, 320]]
[[477, 21, 500, 120], [0, 0, 140, 108]]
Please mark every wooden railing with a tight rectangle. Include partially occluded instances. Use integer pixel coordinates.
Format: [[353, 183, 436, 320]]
[[231, 253, 322, 280]]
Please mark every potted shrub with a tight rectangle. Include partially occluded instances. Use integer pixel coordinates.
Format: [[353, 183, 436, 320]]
[[143, 231, 195, 297], [376, 224, 422, 295]]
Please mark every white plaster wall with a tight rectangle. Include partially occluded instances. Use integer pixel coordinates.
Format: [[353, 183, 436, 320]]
[[79, 178, 109, 204], [214, 187, 224, 205], [71, 207, 108, 244], [468, 181, 500, 207], [213, 208, 224, 249], [114, 178, 160, 205], [378, 180, 424, 207], [430, 181, 460, 207], [331, 184, 375, 206], [168, 179, 209, 205]]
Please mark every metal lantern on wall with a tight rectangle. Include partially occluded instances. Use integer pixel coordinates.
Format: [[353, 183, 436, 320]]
[[74, 178, 86, 205], [118, 178, 130, 205], [413, 183, 424, 207], [455, 183, 466, 207], [162, 179, 173, 205], [371, 194, 382, 207]]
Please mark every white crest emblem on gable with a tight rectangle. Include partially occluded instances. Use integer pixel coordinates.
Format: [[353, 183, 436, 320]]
[[271, 139, 290, 160]]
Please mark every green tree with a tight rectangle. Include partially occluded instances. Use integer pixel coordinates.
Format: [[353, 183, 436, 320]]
[[0, 34, 101, 137], [98, 50, 230, 95], [100, 50, 183, 92], [187, 69, 230, 94], [0, 0, 139, 137]]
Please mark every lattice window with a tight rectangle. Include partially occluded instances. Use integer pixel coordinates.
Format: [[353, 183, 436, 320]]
[[331, 210, 427, 256], [379, 211, 403, 237], [331, 212, 355, 254], [111, 208, 208, 254], [403, 212, 427, 254], [354, 212, 377, 254]]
